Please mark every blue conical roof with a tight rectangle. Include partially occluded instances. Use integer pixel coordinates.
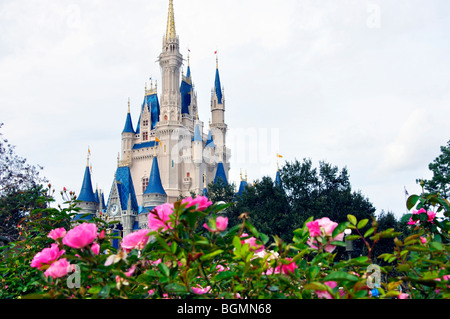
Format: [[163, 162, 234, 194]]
[[113, 166, 139, 212], [122, 112, 135, 134], [237, 180, 248, 196], [78, 166, 97, 203], [214, 68, 223, 104], [214, 162, 228, 184], [275, 170, 282, 188], [193, 124, 202, 142], [205, 130, 215, 148], [144, 157, 166, 195]]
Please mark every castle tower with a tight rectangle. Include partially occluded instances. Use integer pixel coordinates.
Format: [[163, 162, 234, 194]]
[[75, 156, 99, 220], [159, 0, 183, 123], [121, 99, 135, 167]]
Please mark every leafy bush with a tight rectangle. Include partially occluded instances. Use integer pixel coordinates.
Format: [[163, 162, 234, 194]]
[[1, 191, 448, 299]]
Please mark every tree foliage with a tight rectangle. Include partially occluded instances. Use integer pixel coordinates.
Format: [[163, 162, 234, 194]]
[[0, 123, 48, 241], [418, 140, 450, 199]]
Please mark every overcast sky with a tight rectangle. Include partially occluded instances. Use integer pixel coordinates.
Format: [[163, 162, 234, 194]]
[[1, 0, 450, 219]]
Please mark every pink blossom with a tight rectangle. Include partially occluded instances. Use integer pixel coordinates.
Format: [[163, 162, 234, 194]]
[[99, 230, 106, 240], [148, 203, 174, 232], [315, 281, 337, 299], [47, 228, 67, 241], [281, 258, 297, 275], [241, 233, 264, 253], [427, 210, 436, 222], [408, 208, 436, 225], [62, 223, 98, 249], [307, 217, 344, 253], [398, 293, 409, 299], [125, 264, 136, 277], [182, 196, 213, 211], [91, 243, 100, 255], [420, 237, 427, 244], [44, 258, 70, 279], [306, 220, 321, 237], [121, 229, 150, 251], [203, 216, 228, 233], [31, 244, 65, 270], [192, 285, 211, 295]]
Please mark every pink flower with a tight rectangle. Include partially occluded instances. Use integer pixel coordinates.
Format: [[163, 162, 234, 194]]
[[63, 223, 98, 249], [408, 208, 436, 225], [281, 258, 297, 275], [192, 285, 211, 295], [203, 216, 228, 233], [47, 228, 67, 241], [316, 281, 337, 299], [427, 210, 436, 222], [91, 243, 100, 255], [241, 233, 264, 253], [121, 229, 150, 251], [398, 293, 409, 299], [31, 244, 65, 270], [182, 196, 213, 211], [125, 264, 137, 277], [99, 230, 106, 240], [307, 217, 344, 253], [44, 258, 70, 279], [148, 203, 174, 232], [306, 220, 321, 237], [420, 236, 427, 244]]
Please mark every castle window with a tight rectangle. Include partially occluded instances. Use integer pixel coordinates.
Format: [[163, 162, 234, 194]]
[[187, 172, 190, 178], [143, 120, 149, 127], [143, 132, 148, 141], [142, 177, 149, 193]]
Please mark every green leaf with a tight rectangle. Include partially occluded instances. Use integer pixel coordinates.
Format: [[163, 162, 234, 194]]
[[324, 271, 359, 282], [304, 282, 328, 291], [155, 235, 171, 252], [357, 219, 369, 229], [345, 235, 361, 241], [232, 236, 242, 251], [330, 241, 346, 247], [406, 195, 420, 210], [88, 286, 102, 294], [200, 249, 224, 261], [364, 228, 374, 238], [98, 284, 111, 298], [158, 263, 170, 278], [347, 214, 357, 226], [215, 270, 236, 281], [164, 283, 187, 293], [430, 242, 443, 251], [332, 221, 350, 239], [245, 221, 260, 238]]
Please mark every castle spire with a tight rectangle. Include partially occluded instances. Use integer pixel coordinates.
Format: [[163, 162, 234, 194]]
[[166, 0, 176, 41]]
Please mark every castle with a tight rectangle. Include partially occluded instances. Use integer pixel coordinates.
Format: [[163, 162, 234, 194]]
[[74, 0, 231, 237]]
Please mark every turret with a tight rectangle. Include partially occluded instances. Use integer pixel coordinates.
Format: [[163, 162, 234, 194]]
[[122, 98, 135, 166], [75, 156, 98, 220], [159, 0, 183, 123], [192, 123, 203, 166], [142, 156, 167, 209]]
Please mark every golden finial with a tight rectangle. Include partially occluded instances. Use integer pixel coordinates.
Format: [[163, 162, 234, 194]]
[[240, 169, 243, 181], [245, 170, 248, 182], [166, 0, 176, 41], [117, 153, 120, 167], [127, 97, 130, 113], [203, 173, 207, 188]]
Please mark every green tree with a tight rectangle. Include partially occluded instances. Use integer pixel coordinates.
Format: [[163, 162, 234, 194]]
[[280, 158, 376, 225], [0, 123, 48, 240], [418, 140, 450, 199], [233, 176, 293, 242]]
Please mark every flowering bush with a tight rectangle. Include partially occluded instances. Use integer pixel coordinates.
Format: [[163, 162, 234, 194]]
[[1, 191, 449, 299]]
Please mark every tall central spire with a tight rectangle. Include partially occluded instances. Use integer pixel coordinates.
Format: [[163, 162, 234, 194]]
[[166, 0, 176, 41]]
